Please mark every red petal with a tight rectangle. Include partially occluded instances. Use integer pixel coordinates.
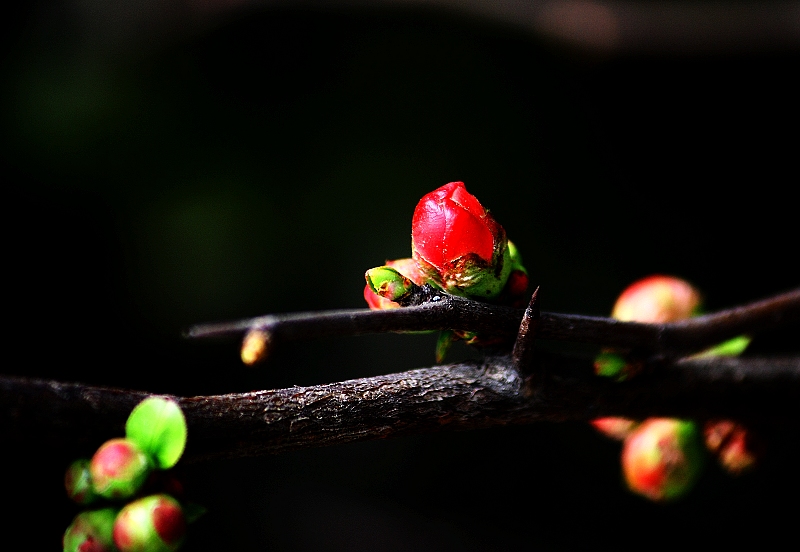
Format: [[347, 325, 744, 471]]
[[441, 198, 494, 263]]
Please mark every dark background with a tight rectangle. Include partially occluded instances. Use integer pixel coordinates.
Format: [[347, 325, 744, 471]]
[[3, 1, 798, 550]]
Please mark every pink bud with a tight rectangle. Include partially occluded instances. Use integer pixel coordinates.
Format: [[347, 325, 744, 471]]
[[90, 438, 151, 500], [621, 418, 704, 501], [611, 275, 702, 324], [113, 494, 187, 552]]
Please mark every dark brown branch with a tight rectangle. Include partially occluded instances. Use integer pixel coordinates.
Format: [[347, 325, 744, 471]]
[[2, 353, 799, 463], [187, 287, 800, 362], [3, 288, 797, 462]]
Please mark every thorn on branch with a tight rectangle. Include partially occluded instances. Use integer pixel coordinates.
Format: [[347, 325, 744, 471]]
[[512, 286, 541, 383]]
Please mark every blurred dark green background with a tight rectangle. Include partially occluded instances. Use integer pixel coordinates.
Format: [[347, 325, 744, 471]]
[[3, 2, 798, 550]]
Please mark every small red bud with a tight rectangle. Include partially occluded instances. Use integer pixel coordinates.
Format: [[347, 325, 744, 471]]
[[703, 419, 761, 476], [90, 438, 152, 500]]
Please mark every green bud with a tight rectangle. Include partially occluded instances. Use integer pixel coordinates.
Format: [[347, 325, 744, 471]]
[[65, 458, 98, 505], [365, 266, 415, 303]]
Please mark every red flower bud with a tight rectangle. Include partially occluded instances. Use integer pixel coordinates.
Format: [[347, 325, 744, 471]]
[[411, 182, 515, 299], [621, 418, 705, 501]]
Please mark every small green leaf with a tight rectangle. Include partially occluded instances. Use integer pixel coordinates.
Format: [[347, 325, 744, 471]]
[[695, 335, 752, 358], [126, 397, 187, 470]]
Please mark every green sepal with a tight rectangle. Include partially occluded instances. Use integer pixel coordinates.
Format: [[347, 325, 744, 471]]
[[507, 240, 526, 274], [126, 397, 187, 470], [435, 330, 456, 363]]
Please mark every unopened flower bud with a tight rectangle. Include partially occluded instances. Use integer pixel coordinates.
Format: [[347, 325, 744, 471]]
[[63, 507, 119, 552], [411, 181, 519, 300], [241, 329, 270, 366], [365, 266, 415, 303], [611, 275, 702, 324], [113, 494, 187, 552], [622, 418, 705, 501], [65, 458, 98, 505], [363, 258, 426, 310], [90, 438, 151, 500]]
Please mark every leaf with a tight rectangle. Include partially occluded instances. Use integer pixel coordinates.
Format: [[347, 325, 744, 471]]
[[125, 396, 187, 469], [694, 335, 752, 358]]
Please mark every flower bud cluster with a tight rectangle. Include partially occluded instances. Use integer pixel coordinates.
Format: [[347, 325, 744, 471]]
[[364, 182, 529, 360], [591, 275, 761, 501], [63, 397, 199, 552]]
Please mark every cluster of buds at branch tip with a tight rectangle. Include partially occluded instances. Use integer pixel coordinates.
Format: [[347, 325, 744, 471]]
[[591, 275, 761, 500], [364, 182, 530, 360], [64, 397, 195, 552]]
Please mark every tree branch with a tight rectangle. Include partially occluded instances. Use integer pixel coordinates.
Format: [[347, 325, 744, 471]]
[[187, 287, 800, 361], [2, 288, 798, 462]]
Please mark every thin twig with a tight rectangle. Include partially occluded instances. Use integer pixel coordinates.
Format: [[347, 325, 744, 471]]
[[186, 287, 800, 362]]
